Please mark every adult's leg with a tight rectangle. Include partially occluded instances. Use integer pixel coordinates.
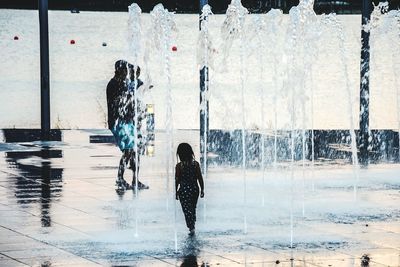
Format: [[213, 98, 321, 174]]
[[130, 151, 139, 183], [124, 150, 133, 176], [117, 153, 126, 179], [117, 150, 132, 184], [131, 153, 148, 189]]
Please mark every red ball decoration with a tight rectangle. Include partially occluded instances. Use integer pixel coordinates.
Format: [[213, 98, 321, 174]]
[[172, 46, 177, 52], [70, 39, 76, 44]]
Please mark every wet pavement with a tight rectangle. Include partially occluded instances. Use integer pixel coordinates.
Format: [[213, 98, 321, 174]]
[[0, 129, 399, 266]]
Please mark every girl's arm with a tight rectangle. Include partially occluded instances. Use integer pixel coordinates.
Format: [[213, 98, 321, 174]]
[[175, 164, 181, 200], [196, 162, 204, 197]]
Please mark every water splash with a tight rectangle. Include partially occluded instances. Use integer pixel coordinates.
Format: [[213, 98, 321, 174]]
[[221, 0, 248, 234], [128, 3, 142, 65], [248, 14, 267, 206], [321, 14, 360, 199], [148, 3, 178, 252], [198, 5, 216, 69], [220, 0, 249, 68], [147, 2, 177, 202], [371, 1, 390, 30], [127, 3, 142, 195], [285, 0, 319, 255], [369, 3, 400, 157], [265, 9, 284, 169], [198, 4, 214, 224]]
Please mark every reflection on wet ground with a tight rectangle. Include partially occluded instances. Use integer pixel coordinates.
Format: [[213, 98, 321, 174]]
[[0, 129, 399, 266], [180, 236, 209, 267], [5, 147, 63, 227]]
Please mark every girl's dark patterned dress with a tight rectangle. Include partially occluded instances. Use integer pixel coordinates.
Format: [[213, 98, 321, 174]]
[[176, 161, 200, 230]]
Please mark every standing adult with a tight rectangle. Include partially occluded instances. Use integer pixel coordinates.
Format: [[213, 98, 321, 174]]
[[106, 60, 148, 190]]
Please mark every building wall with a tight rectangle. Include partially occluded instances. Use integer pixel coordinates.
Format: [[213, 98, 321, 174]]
[[1, 0, 399, 14]]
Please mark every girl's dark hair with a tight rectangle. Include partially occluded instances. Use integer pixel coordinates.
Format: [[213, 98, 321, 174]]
[[177, 143, 195, 162]]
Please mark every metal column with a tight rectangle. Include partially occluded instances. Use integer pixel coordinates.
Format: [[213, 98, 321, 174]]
[[200, 0, 209, 170], [359, 0, 372, 165], [39, 0, 51, 139]]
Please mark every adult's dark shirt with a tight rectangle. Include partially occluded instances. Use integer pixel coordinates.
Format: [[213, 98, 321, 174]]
[[106, 77, 125, 130], [107, 77, 146, 130], [122, 78, 145, 125]]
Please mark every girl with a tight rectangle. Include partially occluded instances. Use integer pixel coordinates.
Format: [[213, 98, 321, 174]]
[[175, 143, 204, 236]]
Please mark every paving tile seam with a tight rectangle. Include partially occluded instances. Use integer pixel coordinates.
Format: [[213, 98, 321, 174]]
[[215, 224, 374, 263], [368, 243, 400, 252], [295, 218, 400, 259], [243, 242, 293, 258], [296, 213, 399, 239], [369, 225, 400, 236], [71, 181, 167, 200], [74, 175, 170, 185], [0, 252, 31, 266], [147, 254, 175, 266], [0, 225, 102, 266], [294, 258, 322, 267], [324, 246, 386, 266], [204, 249, 242, 265], [0, 190, 181, 243], [0, 219, 92, 239], [0, 169, 55, 188], [73, 177, 119, 190], [305, 222, 400, 255], [0, 201, 96, 238], [203, 246, 292, 265], [0, 202, 44, 219], [0, 169, 117, 221], [369, 259, 395, 267]]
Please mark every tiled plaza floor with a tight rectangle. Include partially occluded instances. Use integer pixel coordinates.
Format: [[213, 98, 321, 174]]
[[0, 130, 399, 266]]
